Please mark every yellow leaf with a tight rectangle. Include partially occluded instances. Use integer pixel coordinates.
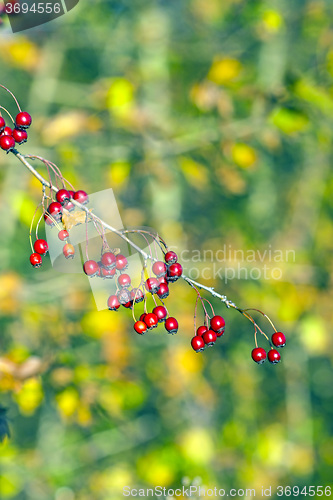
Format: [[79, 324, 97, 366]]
[[208, 57, 242, 84], [62, 208, 88, 231]]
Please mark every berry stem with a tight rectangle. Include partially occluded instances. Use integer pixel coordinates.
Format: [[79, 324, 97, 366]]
[[0, 106, 14, 124], [0, 84, 22, 111]]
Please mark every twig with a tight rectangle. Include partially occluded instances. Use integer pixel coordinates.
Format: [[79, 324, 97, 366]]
[[12, 149, 244, 314]]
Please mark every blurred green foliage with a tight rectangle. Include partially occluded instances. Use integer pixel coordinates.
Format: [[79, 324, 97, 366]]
[[0, 0, 332, 499]]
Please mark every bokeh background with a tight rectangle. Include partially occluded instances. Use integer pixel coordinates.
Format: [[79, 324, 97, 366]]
[[0, 0, 333, 499]]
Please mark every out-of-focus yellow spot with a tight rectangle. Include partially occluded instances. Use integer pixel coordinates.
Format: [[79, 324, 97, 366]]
[[98, 386, 122, 417], [41, 112, 101, 146], [7, 346, 30, 364], [0, 38, 40, 71], [262, 10, 283, 33], [270, 108, 309, 135], [107, 78, 134, 118], [300, 316, 328, 355], [108, 161, 131, 187], [81, 310, 124, 338], [190, 82, 219, 111], [191, 0, 224, 24], [0, 473, 22, 498], [15, 378, 43, 415], [102, 466, 132, 492], [179, 428, 214, 464], [288, 444, 314, 476], [56, 387, 79, 419], [231, 143, 257, 168], [10, 192, 36, 227], [137, 450, 176, 486], [0, 272, 22, 314], [295, 79, 333, 115], [160, 220, 183, 242], [257, 424, 286, 466], [218, 164, 247, 194], [173, 346, 203, 379], [179, 157, 208, 189], [77, 404, 92, 426], [208, 57, 242, 85]]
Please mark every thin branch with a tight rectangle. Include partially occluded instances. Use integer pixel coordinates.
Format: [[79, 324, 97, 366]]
[[12, 149, 243, 314]]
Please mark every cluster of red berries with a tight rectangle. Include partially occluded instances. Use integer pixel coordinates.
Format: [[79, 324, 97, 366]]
[[191, 315, 225, 352], [0, 112, 32, 152], [29, 188, 89, 267], [251, 331, 286, 365], [106, 251, 183, 336], [29, 238, 49, 268]]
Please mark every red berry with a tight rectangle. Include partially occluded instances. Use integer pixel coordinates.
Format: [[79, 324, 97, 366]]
[[165, 251, 177, 264], [0, 117, 5, 132], [12, 128, 27, 145], [167, 262, 183, 282], [140, 313, 147, 322], [165, 317, 178, 334], [117, 289, 132, 307], [63, 243, 75, 259], [152, 261, 167, 277], [210, 315, 225, 335], [130, 288, 144, 303], [118, 273, 131, 288], [268, 349, 281, 364], [73, 190, 89, 205], [2, 127, 13, 136], [145, 277, 159, 294], [157, 282, 169, 299], [251, 347, 267, 364], [15, 111, 32, 129], [48, 202, 63, 220], [63, 201, 75, 212], [56, 189, 70, 205], [95, 262, 103, 277], [197, 325, 208, 336], [144, 313, 158, 329], [158, 276, 168, 285], [44, 213, 54, 227], [68, 190, 75, 198], [30, 252, 42, 268], [83, 260, 99, 276], [116, 254, 128, 271], [101, 251, 116, 269], [134, 320, 147, 335], [202, 329, 217, 346], [58, 229, 69, 241], [0, 134, 15, 151], [152, 305, 167, 322], [33, 239, 48, 256], [101, 267, 116, 279], [271, 332, 286, 348], [107, 294, 120, 311], [191, 335, 205, 352]]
